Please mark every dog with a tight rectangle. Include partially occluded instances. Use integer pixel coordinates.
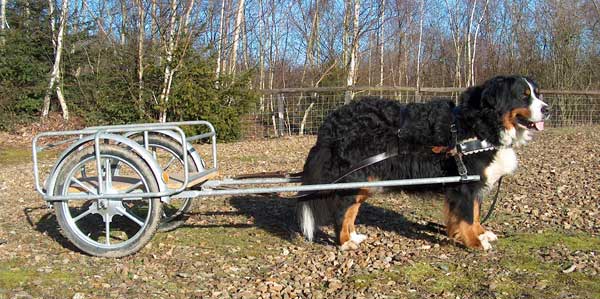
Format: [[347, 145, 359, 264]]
[[297, 75, 548, 250]]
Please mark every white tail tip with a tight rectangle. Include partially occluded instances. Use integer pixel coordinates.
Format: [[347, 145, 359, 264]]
[[300, 203, 315, 242]]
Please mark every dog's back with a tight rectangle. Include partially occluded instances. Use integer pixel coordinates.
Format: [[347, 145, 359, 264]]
[[302, 97, 456, 185]]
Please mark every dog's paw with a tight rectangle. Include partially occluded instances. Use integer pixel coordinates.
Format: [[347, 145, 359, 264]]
[[482, 231, 498, 242], [350, 232, 368, 245], [477, 234, 493, 250], [340, 240, 359, 251]]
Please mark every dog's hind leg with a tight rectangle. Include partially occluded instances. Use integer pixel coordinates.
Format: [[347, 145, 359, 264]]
[[337, 188, 371, 251]]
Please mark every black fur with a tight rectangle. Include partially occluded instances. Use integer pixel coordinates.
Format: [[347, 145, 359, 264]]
[[297, 75, 541, 247]]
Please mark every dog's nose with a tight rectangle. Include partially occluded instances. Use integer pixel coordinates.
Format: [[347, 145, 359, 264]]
[[541, 105, 550, 118]]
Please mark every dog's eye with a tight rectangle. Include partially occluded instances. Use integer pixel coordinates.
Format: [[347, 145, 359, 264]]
[[524, 89, 531, 96]]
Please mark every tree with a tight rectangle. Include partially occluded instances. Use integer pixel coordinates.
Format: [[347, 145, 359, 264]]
[[0, 0, 6, 46], [41, 0, 69, 120], [344, 0, 360, 104]]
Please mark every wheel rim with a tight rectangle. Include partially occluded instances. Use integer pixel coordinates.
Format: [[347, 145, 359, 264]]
[[128, 141, 193, 223], [57, 154, 154, 249]]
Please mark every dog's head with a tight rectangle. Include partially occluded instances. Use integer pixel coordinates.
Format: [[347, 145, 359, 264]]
[[459, 75, 549, 146]]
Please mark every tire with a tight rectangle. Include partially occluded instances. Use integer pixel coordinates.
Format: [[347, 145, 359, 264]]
[[52, 144, 162, 258], [131, 134, 198, 232]]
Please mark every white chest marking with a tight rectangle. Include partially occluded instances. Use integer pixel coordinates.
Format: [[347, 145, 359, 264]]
[[484, 148, 518, 188]]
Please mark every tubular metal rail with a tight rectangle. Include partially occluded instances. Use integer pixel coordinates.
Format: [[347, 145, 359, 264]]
[[32, 120, 479, 257]]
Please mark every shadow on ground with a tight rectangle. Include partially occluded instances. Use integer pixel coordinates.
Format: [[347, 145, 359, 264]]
[[24, 206, 82, 253], [185, 194, 449, 247]]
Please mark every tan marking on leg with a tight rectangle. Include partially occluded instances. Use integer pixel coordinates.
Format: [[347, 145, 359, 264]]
[[340, 188, 370, 245], [444, 199, 483, 249], [473, 200, 485, 236]]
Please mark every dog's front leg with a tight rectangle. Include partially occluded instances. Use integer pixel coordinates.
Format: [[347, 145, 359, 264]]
[[445, 192, 496, 250]]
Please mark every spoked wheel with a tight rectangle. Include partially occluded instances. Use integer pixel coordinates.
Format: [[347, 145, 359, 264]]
[[131, 134, 198, 232], [52, 144, 162, 258]]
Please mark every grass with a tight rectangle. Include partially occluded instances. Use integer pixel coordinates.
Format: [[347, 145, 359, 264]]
[[0, 260, 74, 294], [347, 231, 599, 298], [499, 231, 600, 252], [0, 147, 34, 165], [0, 146, 54, 166]]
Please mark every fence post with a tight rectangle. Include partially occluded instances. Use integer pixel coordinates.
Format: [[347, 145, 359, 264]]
[[277, 93, 285, 137]]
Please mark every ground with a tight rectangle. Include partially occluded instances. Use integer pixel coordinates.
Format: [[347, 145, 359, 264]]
[[0, 126, 598, 299]]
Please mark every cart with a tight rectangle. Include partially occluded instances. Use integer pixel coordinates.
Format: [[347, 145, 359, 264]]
[[32, 121, 480, 257]]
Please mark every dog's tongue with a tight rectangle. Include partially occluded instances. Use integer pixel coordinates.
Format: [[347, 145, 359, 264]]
[[533, 121, 544, 131]]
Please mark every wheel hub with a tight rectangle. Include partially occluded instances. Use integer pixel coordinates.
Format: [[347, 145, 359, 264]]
[[91, 186, 126, 224]]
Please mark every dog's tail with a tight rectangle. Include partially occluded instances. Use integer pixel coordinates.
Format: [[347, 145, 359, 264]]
[[297, 197, 332, 242], [297, 144, 335, 242]]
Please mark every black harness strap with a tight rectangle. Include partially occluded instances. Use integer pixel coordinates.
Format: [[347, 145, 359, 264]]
[[481, 176, 503, 224], [293, 150, 398, 200], [450, 123, 469, 180]]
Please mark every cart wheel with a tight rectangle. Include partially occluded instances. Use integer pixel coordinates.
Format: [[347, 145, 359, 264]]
[[52, 144, 162, 258], [131, 134, 198, 232]]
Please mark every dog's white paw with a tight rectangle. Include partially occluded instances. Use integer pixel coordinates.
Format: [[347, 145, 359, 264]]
[[483, 231, 498, 242], [350, 232, 368, 245], [478, 234, 493, 250], [340, 240, 359, 251]]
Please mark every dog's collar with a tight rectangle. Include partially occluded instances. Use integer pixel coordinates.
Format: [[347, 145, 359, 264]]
[[457, 138, 495, 155], [451, 107, 496, 155]]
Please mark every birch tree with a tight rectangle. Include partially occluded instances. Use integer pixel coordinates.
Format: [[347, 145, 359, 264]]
[[229, 0, 246, 76], [0, 0, 6, 46], [444, 0, 464, 87], [378, 0, 386, 87], [215, 0, 227, 78], [415, 0, 424, 98], [157, 0, 196, 122], [136, 0, 145, 116], [465, 0, 489, 86], [344, 0, 360, 104], [42, 0, 69, 120]]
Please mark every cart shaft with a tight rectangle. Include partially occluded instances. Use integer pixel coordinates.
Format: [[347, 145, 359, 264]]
[[171, 175, 480, 198]]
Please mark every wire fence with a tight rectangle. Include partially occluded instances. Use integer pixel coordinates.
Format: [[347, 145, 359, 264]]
[[241, 87, 600, 139]]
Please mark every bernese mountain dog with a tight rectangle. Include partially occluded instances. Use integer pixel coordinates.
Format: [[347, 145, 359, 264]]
[[297, 75, 548, 251]]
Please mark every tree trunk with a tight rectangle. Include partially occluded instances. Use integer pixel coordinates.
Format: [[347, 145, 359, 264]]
[[42, 0, 69, 120], [342, 0, 351, 69], [299, 102, 314, 136], [150, 0, 156, 44], [229, 0, 246, 76], [158, 0, 178, 123], [415, 0, 424, 101], [0, 0, 6, 46], [468, 0, 489, 86], [136, 0, 145, 117], [444, 0, 463, 88], [215, 0, 226, 78], [301, 0, 320, 87], [378, 0, 385, 88], [344, 0, 360, 104], [258, 0, 265, 110], [120, 0, 127, 46]]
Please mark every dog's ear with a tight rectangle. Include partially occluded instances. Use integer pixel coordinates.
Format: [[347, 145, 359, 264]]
[[479, 76, 516, 113]]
